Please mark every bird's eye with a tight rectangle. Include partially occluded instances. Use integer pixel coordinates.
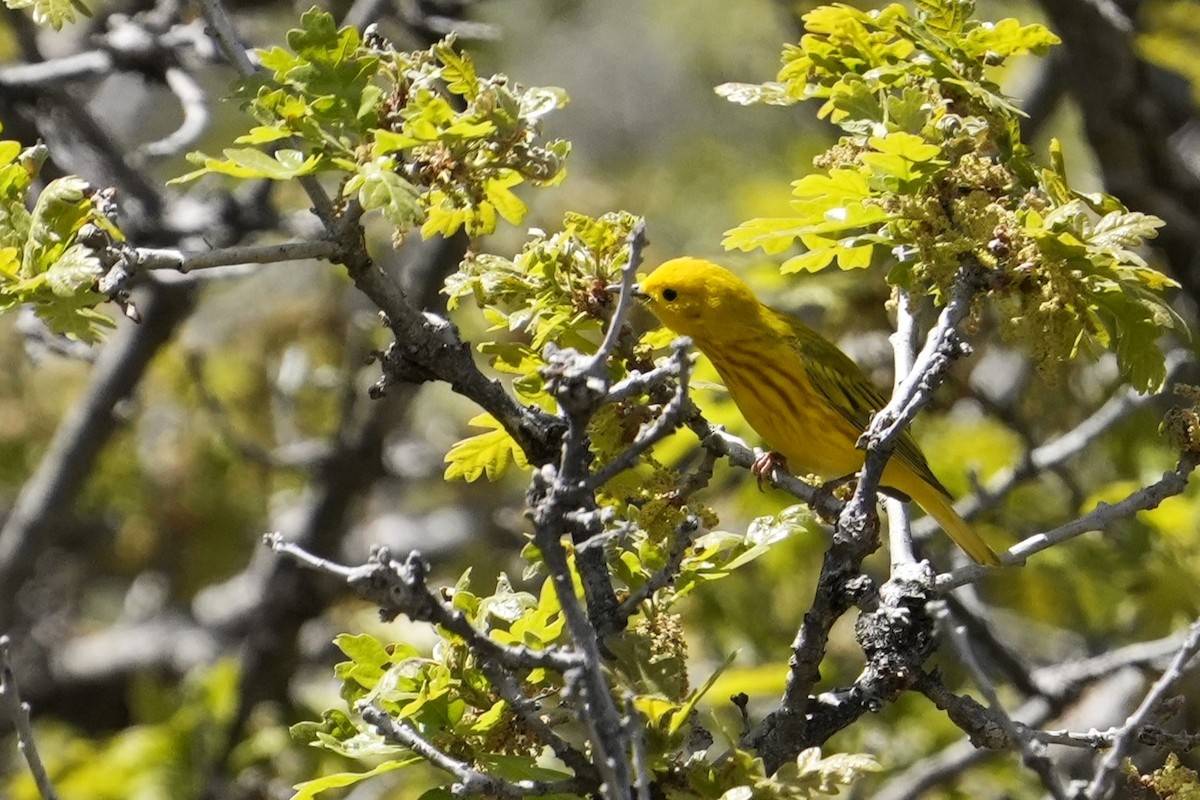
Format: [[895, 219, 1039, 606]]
[[661, 288, 677, 302]]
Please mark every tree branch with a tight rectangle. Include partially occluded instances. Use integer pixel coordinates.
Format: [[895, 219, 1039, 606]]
[[937, 452, 1200, 590], [361, 703, 588, 798], [1082, 615, 1200, 800], [267, 537, 581, 672], [0, 636, 60, 800]]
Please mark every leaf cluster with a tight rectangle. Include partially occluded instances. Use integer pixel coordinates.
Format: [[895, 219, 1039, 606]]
[[718, 0, 1180, 390], [0, 136, 122, 342], [175, 8, 570, 240], [2, 0, 91, 31], [292, 574, 570, 796], [1125, 752, 1200, 799]]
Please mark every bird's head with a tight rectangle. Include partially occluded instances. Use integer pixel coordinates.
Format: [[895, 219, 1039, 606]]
[[636, 257, 761, 344]]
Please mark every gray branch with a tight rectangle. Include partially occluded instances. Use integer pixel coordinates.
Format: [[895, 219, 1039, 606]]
[[1, 636, 59, 800], [1082, 616, 1200, 800], [361, 703, 587, 798], [937, 453, 1200, 590]]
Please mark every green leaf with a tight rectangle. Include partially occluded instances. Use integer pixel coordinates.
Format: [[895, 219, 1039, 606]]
[[235, 126, 293, 145], [347, 158, 424, 228], [443, 413, 530, 482], [868, 131, 942, 162], [6, 0, 91, 29], [780, 248, 836, 273], [962, 18, 1061, 60], [32, 292, 114, 343], [774, 747, 882, 795], [434, 40, 480, 100], [484, 172, 527, 226], [475, 754, 573, 783], [290, 759, 417, 800], [335, 633, 392, 671], [723, 217, 813, 254], [43, 243, 101, 295], [667, 650, 738, 739], [172, 148, 322, 182], [372, 129, 424, 154], [915, 0, 973, 33], [518, 86, 569, 120], [1091, 210, 1164, 249], [22, 175, 91, 277], [715, 81, 797, 106]]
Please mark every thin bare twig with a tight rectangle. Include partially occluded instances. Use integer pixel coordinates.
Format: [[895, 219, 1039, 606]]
[[138, 67, 210, 160], [266, 536, 580, 672], [137, 239, 339, 272], [1083, 616, 1200, 800], [936, 603, 1069, 799], [938, 453, 1200, 590], [588, 339, 691, 490], [876, 627, 1200, 800], [361, 703, 586, 798], [916, 351, 1189, 536], [626, 696, 653, 800], [589, 220, 648, 376], [616, 514, 701, 619], [1, 636, 60, 800]]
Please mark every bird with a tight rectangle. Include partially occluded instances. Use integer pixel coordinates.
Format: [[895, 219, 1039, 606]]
[[634, 256, 1001, 566]]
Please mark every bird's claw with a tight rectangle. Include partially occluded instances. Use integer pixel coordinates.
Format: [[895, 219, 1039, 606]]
[[751, 450, 788, 491]]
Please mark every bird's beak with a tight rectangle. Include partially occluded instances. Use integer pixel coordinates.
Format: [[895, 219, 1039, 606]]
[[607, 283, 649, 300]]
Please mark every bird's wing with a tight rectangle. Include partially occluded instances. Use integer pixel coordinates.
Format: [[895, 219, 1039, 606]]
[[789, 319, 950, 496]]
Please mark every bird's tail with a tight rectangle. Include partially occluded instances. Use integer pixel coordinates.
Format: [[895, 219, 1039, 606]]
[[905, 479, 1002, 566]]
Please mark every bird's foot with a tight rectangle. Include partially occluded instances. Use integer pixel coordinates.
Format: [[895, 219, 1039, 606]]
[[751, 450, 788, 491]]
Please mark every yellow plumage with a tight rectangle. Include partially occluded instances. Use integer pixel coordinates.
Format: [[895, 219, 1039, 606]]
[[638, 256, 1001, 566]]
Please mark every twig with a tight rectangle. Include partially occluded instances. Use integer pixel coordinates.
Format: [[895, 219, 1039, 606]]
[[361, 703, 586, 798], [138, 66, 210, 160], [532, 333, 653, 797], [1034, 725, 1200, 751], [1082, 615, 1200, 800], [0, 50, 112, 86], [673, 447, 718, 502], [0, 636, 60, 800], [589, 220, 648, 376], [588, 339, 691, 489], [331, 201, 564, 464], [626, 696, 653, 800], [937, 453, 1200, 590], [689, 419, 834, 513], [887, 289, 919, 568], [137, 239, 339, 272], [886, 498, 916, 567], [1039, 630, 1197, 688], [605, 357, 688, 405], [267, 536, 580, 672], [858, 268, 977, 458], [616, 514, 701, 619], [917, 351, 1188, 535], [936, 603, 1069, 799], [192, 0, 256, 75], [876, 628, 1200, 800]]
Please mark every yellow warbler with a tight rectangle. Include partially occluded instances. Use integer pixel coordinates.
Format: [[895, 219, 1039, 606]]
[[637, 257, 1000, 566]]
